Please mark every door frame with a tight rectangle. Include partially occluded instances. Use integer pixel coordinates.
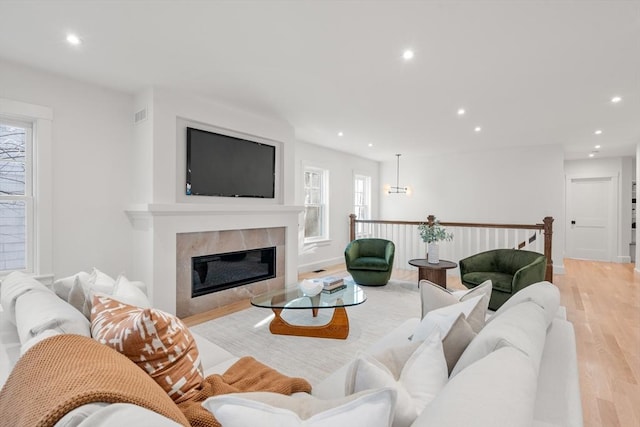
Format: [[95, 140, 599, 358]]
[[565, 173, 619, 262]]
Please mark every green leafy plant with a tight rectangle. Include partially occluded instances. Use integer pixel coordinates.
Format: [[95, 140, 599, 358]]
[[418, 220, 453, 244]]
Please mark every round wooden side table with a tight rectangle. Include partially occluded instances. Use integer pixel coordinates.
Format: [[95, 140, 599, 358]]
[[408, 258, 458, 288]]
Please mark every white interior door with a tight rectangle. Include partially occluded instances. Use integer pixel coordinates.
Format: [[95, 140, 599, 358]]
[[566, 176, 617, 261]]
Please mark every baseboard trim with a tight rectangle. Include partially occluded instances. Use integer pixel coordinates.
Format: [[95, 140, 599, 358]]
[[553, 263, 566, 276], [617, 255, 631, 263], [298, 256, 344, 274]]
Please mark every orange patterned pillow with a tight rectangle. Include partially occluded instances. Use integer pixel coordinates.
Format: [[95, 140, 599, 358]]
[[91, 294, 204, 403]]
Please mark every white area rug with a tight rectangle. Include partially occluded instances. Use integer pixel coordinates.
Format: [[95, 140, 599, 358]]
[[190, 279, 420, 384]]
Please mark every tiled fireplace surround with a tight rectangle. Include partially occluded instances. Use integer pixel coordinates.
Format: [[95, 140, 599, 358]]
[[176, 227, 285, 318], [126, 204, 302, 316]]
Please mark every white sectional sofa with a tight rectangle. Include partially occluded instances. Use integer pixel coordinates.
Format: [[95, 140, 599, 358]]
[[0, 272, 582, 427]]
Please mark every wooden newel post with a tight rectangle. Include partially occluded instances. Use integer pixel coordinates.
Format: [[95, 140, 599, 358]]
[[427, 214, 435, 227], [543, 216, 554, 283], [349, 214, 357, 241]]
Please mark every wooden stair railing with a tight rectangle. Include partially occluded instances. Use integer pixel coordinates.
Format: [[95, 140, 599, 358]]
[[349, 214, 554, 283]]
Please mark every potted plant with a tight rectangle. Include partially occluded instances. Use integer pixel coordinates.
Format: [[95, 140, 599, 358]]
[[418, 219, 453, 264]]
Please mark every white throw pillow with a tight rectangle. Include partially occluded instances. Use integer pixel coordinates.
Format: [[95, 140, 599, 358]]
[[489, 281, 560, 326], [203, 388, 397, 427], [411, 294, 486, 342], [450, 300, 547, 378], [420, 279, 492, 318], [110, 275, 151, 308], [52, 271, 90, 301], [346, 331, 448, 427], [440, 314, 477, 375], [411, 347, 538, 427], [67, 268, 117, 318]]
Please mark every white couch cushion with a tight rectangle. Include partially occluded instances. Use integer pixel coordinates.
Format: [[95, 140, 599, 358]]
[[14, 288, 90, 347], [346, 331, 448, 427], [57, 403, 184, 427], [451, 300, 547, 377], [420, 279, 492, 318], [411, 347, 538, 427], [490, 281, 560, 326], [203, 388, 397, 427], [0, 271, 53, 325], [533, 319, 584, 427]]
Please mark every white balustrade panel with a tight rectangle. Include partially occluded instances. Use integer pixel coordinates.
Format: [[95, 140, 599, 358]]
[[356, 222, 543, 273]]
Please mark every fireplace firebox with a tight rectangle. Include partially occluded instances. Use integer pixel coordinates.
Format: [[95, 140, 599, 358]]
[[191, 247, 276, 297]]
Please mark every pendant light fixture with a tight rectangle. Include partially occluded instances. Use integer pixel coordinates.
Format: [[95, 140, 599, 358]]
[[386, 154, 410, 195]]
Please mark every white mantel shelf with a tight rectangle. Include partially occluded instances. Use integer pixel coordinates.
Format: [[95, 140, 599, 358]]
[[125, 203, 304, 219]]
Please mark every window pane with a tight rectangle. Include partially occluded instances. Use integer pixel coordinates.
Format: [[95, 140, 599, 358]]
[[0, 201, 26, 270], [0, 161, 25, 195], [308, 189, 321, 204], [0, 124, 26, 162], [304, 171, 312, 187], [310, 172, 320, 188], [304, 206, 321, 238]]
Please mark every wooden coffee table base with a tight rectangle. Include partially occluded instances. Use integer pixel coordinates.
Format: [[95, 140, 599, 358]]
[[269, 306, 350, 340]]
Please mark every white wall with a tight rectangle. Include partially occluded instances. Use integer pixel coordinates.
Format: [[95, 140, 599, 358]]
[[295, 141, 380, 272], [565, 156, 634, 263], [0, 60, 134, 279], [379, 144, 566, 270]]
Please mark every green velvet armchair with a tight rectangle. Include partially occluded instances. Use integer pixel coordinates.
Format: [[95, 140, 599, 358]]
[[345, 238, 395, 286], [459, 249, 547, 310]]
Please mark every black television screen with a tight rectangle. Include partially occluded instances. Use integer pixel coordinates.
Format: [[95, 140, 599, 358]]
[[186, 127, 276, 198]]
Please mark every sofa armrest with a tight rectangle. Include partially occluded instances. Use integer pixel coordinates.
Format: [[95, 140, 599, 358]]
[[512, 257, 547, 293], [344, 241, 360, 265], [384, 241, 395, 267]]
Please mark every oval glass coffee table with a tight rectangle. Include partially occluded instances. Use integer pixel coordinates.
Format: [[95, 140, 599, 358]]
[[250, 280, 366, 340]]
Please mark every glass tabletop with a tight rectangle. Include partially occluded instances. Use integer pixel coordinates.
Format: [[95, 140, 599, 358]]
[[250, 279, 366, 310]]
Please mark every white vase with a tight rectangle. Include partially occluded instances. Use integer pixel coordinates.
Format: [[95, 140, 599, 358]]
[[299, 279, 323, 296], [427, 243, 440, 264]]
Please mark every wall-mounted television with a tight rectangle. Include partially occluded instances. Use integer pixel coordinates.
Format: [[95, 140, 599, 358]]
[[186, 127, 276, 198]]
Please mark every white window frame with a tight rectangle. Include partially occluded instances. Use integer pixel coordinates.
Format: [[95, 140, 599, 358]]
[[0, 99, 53, 277], [303, 166, 329, 243], [353, 173, 372, 238], [0, 118, 33, 272]]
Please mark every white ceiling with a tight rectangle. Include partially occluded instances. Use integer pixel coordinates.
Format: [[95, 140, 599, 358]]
[[0, 0, 638, 162]]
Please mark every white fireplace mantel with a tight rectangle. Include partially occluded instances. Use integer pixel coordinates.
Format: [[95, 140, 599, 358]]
[[126, 203, 304, 314]]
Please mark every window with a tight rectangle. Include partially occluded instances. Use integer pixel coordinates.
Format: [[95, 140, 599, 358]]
[[0, 98, 52, 277], [0, 119, 32, 272], [303, 167, 329, 242], [354, 174, 371, 237]]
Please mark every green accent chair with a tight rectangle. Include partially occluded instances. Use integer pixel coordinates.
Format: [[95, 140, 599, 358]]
[[459, 249, 547, 310], [345, 238, 395, 286]]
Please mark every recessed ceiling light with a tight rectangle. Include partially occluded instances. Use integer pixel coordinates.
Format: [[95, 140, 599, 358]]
[[594, 129, 603, 135], [368, 143, 373, 147], [474, 126, 482, 132], [402, 49, 414, 60], [595, 145, 601, 149], [338, 131, 344, 137], [611, 96, 622, 103], [589, 153, 595, 158], [66, 33, 82, 46], [457, 108, 466, 116]]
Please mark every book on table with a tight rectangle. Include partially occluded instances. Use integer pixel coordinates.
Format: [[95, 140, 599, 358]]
[[321, 277, 344, 290], [322, 284, 347, 294]]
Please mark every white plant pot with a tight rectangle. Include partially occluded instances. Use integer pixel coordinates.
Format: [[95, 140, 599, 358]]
[[427, 243, 440, 264]]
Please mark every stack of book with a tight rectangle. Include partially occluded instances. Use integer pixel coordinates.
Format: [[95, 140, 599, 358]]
[[321, 276, 346, 293]]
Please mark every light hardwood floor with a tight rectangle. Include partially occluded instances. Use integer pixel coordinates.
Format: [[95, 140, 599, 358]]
[[184, 258, 640, 427]]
